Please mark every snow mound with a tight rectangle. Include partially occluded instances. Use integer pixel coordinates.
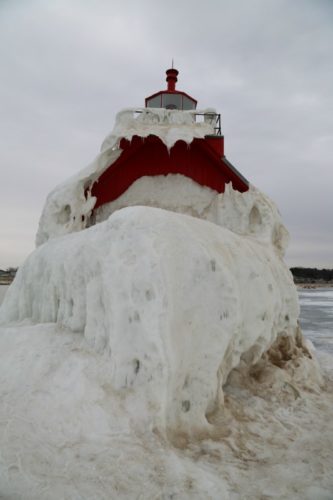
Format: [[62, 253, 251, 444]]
[[1, 206, 317, 438]]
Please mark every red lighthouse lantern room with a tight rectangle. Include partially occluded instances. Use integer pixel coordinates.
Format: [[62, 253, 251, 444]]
[[145, 67, 197, 110], [90, 68, 249, 211]]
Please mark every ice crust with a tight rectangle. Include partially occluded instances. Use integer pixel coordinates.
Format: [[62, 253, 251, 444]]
[[1, 205, 307, 435], [1, 106, 318, 436], [0, 106, 329, 498]]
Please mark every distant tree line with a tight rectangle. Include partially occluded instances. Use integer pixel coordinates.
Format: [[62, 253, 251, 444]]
[[2, 266, 333, 284], [0, 267, 18, 284], [290, 267, 333, 283], [0, 267, 18, 275]]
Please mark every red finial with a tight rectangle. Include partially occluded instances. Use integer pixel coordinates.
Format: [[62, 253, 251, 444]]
[[166, 67, 178, 92]]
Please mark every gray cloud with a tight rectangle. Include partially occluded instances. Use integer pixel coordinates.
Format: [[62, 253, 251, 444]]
[[0, 0, 332, 268]]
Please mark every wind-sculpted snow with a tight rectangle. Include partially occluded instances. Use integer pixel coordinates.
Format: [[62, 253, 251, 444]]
[[1, 206, 310, 437]]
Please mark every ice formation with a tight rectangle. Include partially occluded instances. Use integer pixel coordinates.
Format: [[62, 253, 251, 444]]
[[1, 106, 329, 498], [36, 108, 216, 246], [1, 205, 301, 433], [0, 102, 319, 436]]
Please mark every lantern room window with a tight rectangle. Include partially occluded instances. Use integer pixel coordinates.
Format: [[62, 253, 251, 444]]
[[146, 95, 161, 108], [162, 93, 182, 109], [146, 92, 196, 110], [182, 96, 196, 110]]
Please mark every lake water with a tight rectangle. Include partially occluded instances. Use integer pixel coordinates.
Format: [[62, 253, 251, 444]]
[[298, 287, 333, 354], [1, 285, 333, 354]]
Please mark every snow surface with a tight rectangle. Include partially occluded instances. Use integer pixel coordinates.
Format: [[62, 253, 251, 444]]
[[1, 108, 332, 498]]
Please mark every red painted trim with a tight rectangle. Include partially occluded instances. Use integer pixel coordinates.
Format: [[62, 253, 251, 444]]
[[166, 68, 178, 91], [91, 135, 248, 210], [205, 136, 224, 157]]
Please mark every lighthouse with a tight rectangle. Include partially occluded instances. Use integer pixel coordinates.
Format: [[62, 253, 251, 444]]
[[90, 67, 249, 212]]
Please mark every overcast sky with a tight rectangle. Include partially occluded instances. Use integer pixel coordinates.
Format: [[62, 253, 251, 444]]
[[1, 0, 332, 269]]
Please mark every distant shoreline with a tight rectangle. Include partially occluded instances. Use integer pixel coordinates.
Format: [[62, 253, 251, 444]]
[[297, 282, 333, 289]]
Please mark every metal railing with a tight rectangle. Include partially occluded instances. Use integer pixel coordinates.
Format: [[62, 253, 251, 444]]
[[195, 112, 221, 136]]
